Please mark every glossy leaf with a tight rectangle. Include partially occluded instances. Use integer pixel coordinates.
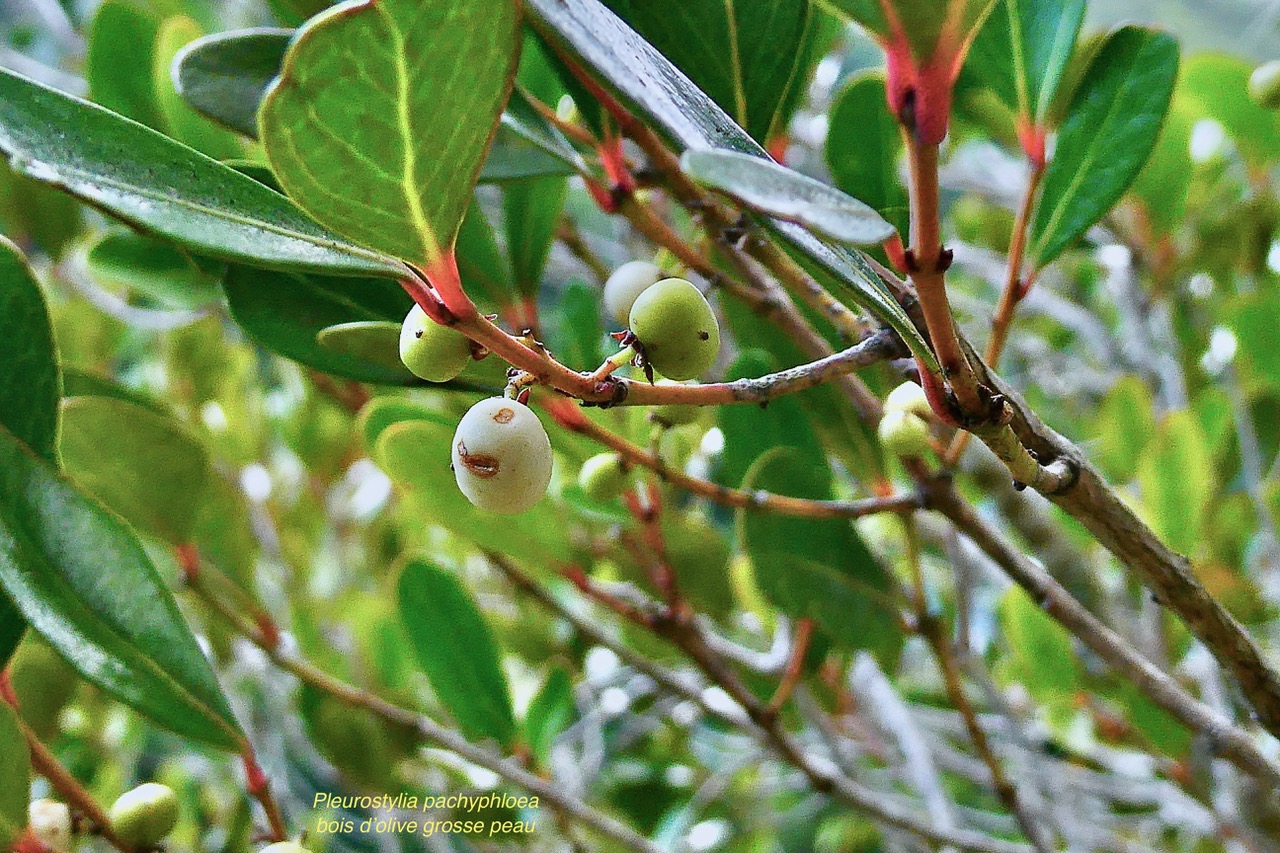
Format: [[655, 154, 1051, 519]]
[[504, 176, 568, 297], [717, 349, 823, 490], [0, 703, 29, 851], [1182, 54, 1280, 171], [1029, 27, 1178, 268], [826, 72, 908, 239], [525, 0, 936, 369], [86, 229, 223, 310], [59, 396, 211, 545], [524, 667, 575, 766], [964, 0, 1087, 124], [259, 0, 521, 269], [397, 560, 517, 748], [1137, 410, 1214, 557], [456, 197, 516, 308], [0, 68, 406, 278], [0, 237, 59, 462], [87, 1, 165, 130], [683, 150, 896, 245], [316, 321, 414, 377], [826, 0, 996, 64], [153, 16, 244, 159], [738, 447, 900, 661], [600, 0, 823, 142], [173, 28, 292, 138], [0, 424, 243, 750]]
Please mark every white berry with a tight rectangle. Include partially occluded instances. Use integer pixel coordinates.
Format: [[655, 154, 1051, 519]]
[[603, 261, 664, 326], [452, 398, 553, 514], [29, 800, 73, 853], [884, 382, 931, 420]]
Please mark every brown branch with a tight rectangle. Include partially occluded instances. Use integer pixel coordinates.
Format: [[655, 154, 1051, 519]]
[[764, 618, 813, 720]]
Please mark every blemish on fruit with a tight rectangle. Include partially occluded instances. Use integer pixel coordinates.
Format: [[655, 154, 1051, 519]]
[[455, 441, 501, 479], [493, 407, 516, 424]]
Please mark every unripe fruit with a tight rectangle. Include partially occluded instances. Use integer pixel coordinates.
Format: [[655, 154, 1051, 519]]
[[452, 398, 552, 514], [628, 278, 720, 380], [398, 304, 472, 383], [29, 800, 73, 853], [877, 409, 932, 459], [260, 843, 311, 853], [578, 452, 628, 502], [109, 783, 179, 848], [1250, 60, 1280, 109], [651, 380, 699, 425], [603, 261, 664, 326], [883, 382, 932, 420]]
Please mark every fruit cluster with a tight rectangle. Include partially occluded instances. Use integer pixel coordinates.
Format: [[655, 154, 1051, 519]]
[[395, 263, 720, 515]]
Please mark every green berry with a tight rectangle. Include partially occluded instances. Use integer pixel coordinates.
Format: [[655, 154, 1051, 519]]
[[109, 783, 179, 848], [651, 380, 700, 425], [578, 452, 628, 502], [260, 843, 311, 853], [1251, 60, 1280, 109], [628, 278, 720, 380], [29, 800, 73, 853], [452, 398, 553, 514], [883, 382, 932, 420], [603, 261, 664, 326], [877, 409, 932, 459], [398, 304, 472, 383]]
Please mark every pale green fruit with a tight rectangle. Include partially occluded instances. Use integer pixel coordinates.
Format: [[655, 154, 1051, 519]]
[[1250, 60, 1280, 109], [603, 261, 664, 325], [452, 398, 553, 514], [877, 409, 932, 458], [398, 304, 472, 383], [579, 452, 628, 502], [109, 783, 179, 848], [29, 800, 73, 853], [628, 278, 720, 380], [883, 382, 932, 420], [651, 379, 700, 425]]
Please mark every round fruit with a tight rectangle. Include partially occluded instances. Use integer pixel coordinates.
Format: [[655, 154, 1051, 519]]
[[628, 278, 720, 380], [260, 843, 311, 853], [398, 304, 472, 383], [109, 783, 179, 848], [883, 382, 931, 420], [1250, 60, 1280, 109], [452, 398, 553, 514], [603, 261, 664, 326], [579, 452, 628, 502], [29, 800, 73, 853], [877, 409, 932, 459], [650, 380, 699, 425]]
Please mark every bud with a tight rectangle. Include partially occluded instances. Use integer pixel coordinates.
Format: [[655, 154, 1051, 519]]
[[109, 783, 179, 848], [1250, 60, 1280, 109], [28, 801, 72, 853], [877, 409, 932, 459]]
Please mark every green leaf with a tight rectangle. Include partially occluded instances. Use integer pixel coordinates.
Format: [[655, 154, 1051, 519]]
[[59, 396, 211, 545], [456, 197, 516, 309], [683, 150, 896, 246], [524, 667, 575, 766], [600, 0, 823, 143], [87, 0, 165, 130], [826, 0, 996, 64], [315, 321, 415, 378], [0, 607, 22, 670], [545, 281, 605, 372], [0, 237, 59, 463], [0, 702, 30, 851], [504, 177, 568, 297], [153, 15, 244, 159], [997, 585, 1079, 705], [826, 72, 909, 239], [222, 266, 424, 386], [738, 447, 901, 661], [0, 67, 406, 278], [1137, 410, 1214, 557], [86, 229, 223, 310], [964, 0, 1087, 124], [173, 28, 292, 138], [1091, 375, 1156, 482], [717, 349, 823, 490], [397, 560, 517, 748], [486, 90, 584, 183], [1182, 54, 1280, 172], [526, 0, 936, 370], [1130, 98, 1193, 238], [0, 424, 243, 750], [259, 0, 521, 269], [1029, 27, 1178, 268]]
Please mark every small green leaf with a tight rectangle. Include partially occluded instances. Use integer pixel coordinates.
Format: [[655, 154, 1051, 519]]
[[315, 321, 415, 378], [683, 150, 896, 246], [0, 236, 59, 463], [87, 0, 165, 130], [59, 396, 211, 545], [153, 15, 244, 159], [1092, 376, 1157, 482], [997, 586, 1079, 705], [259, 0, 521, 269], [524, 667, 575, 767], [397, 560, 517, 748], [738, 447, 901, 662], [486, 89, 584, 182], [964, 0, 1087, 124], [0, 67, 406, 278], [826, 72, 909, 239], [504, 176, 568, 297], [86, 229, 223, 310], [0, 424, 243, 750], [0, 702, 30, 850], [1029, 26, 1179, 268], [827, 0, 996, 65], [544, 281, 605, 372], [1137, 410, 1214, 557], [456, 197, 516, 309], [173, 28, 293, 138], [1182, 54, 1280, 171]]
